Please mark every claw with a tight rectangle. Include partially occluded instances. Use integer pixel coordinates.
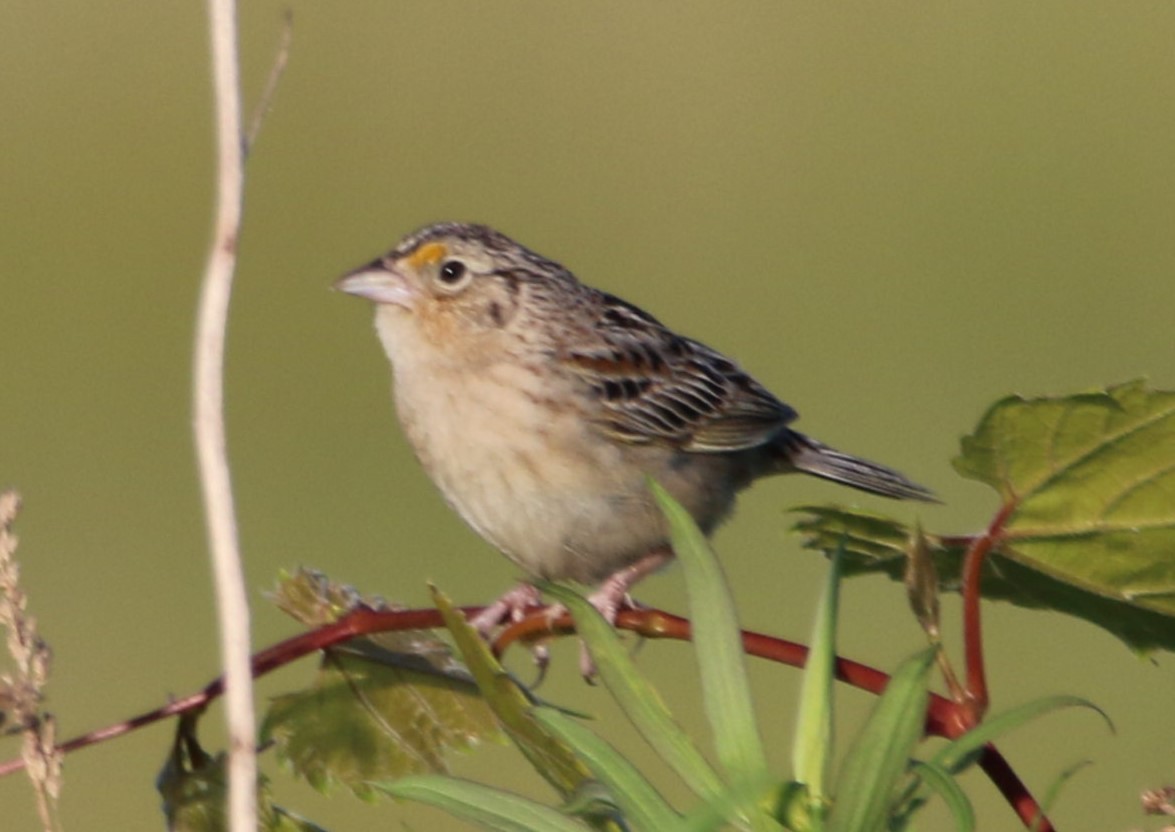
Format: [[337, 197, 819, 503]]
[[469, 583, 542, 637], [586, 547, 671, 624], [529, 641, 551, 688], [469, 583, 554, 683], [576, 546, 672, 680], [470, 548, 672, 682]]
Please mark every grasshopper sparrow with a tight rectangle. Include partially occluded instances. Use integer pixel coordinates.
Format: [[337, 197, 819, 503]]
[[336, 222, 934, 626]]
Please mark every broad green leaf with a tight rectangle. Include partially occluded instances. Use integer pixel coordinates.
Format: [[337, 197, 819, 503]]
[[157, 743, 230, 832], [262, 643, 500, 799], [433, 587, 597, 801], [793, 502, 1175, 654], [649, 481, 780, 832], [828, 647, 936, 832], [157, 716, 327, 832], [541, 582, 725, 803], [270, 570, 500, 685], [795, 383, 1175, 653], [533, 706, 681, 831], [375, 776, 593, 832], [262, 577, 503, 802], [956, 381, 1175, 622], [792, 543, 841, 804]]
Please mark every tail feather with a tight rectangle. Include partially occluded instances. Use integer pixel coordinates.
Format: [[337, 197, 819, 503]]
[[774, 430, 937, 502]]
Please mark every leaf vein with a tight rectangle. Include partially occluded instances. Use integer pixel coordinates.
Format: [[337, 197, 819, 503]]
[[1019, 402, 1175, 499]]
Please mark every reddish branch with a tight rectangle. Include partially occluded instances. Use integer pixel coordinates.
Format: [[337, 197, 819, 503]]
[[0, 596, 1051, 830]]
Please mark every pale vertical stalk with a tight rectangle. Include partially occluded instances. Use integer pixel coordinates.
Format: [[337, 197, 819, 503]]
[[197, 0, 255, 829]]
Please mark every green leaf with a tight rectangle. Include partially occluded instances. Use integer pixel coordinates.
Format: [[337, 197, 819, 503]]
[[649, 481, 770, 786], [268, 568, 370, 627], [1034, 759, 1093, 828], [269, 809, 331, 832], [905, 760, 974, 832], [157, 715, 328, 832], [265, 568, 503, 797], [532, 706, 681, 831], [682, 780, 809, 832], [793, 500, 1175, 654], [792, 543, 841, 804], [261, 640, 501, 799], [559, 781, 624, 823], [432, 587, 597, 801], [828, 647, 936, 832], [954, 381, 1173, 508], [792, 507, 920, 569], [794, 382, 1175, 654], [157, 744, 231, 832], [769, 782, 817, 832], [261, 572, 503, 798], [956, 381, 1175, 625], [649, 481, 781, 832], [375, 776, 593, 832], [541, 582, 725, 803]]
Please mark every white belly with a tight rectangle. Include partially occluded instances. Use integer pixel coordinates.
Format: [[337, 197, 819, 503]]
[[391, 354, 663, 581], [378, 315, 741, 584]]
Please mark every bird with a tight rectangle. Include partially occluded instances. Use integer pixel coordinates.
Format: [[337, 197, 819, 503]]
[[335, 222, 934, 631]]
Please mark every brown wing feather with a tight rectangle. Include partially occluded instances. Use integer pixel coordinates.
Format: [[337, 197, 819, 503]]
[[560, 293, 797, 452]]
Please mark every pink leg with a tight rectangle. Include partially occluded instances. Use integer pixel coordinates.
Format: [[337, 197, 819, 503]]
[[469, 583, 550, 680], [467, 547, 675, 681], [469, 583, 543, 636], [579, 546, 673, 678], [586, 546, 673, 624]]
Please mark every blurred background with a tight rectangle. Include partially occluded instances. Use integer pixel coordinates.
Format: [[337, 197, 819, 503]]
[[3, 1, 1174, 829]]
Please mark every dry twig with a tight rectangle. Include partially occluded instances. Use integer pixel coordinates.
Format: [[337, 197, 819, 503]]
[[0, 491, 63, 832], [196, 1, 256, 827]]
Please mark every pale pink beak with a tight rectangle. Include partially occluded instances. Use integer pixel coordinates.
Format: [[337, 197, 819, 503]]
[[334, 260, 418, 309]]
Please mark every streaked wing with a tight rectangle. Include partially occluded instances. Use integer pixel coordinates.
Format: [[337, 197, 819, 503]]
[[560, 293, 797, 452]]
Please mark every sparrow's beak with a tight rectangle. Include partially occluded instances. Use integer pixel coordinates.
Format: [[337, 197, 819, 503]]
[[334, 259, 418, 309]]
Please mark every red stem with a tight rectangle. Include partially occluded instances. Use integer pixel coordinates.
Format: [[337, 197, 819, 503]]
[[980, 743, 1055, 832], [0, 605, 460, 777], [499, 607, 962, 739], [960, 500, 1015, 726], [0, 600, 1052, 830]]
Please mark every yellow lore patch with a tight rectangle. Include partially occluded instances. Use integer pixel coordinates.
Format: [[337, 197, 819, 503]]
[[406, 242, 448, 269]]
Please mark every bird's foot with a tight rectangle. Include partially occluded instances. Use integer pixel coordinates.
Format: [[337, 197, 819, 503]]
[[468, 547, 672, 681], [586, 547, 672, 623], [469, 583, 552, 678], [469, 583, 543, 636], [576, 547, 672, 679]]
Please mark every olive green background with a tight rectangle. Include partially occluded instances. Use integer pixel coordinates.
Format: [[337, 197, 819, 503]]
[[3, 1, 1174, 829]]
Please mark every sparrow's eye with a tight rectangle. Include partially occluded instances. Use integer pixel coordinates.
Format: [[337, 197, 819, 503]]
[[438, 260, 467, 285]]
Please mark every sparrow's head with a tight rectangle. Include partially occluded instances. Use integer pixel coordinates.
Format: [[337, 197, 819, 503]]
[[336, 223, 583, 353]]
